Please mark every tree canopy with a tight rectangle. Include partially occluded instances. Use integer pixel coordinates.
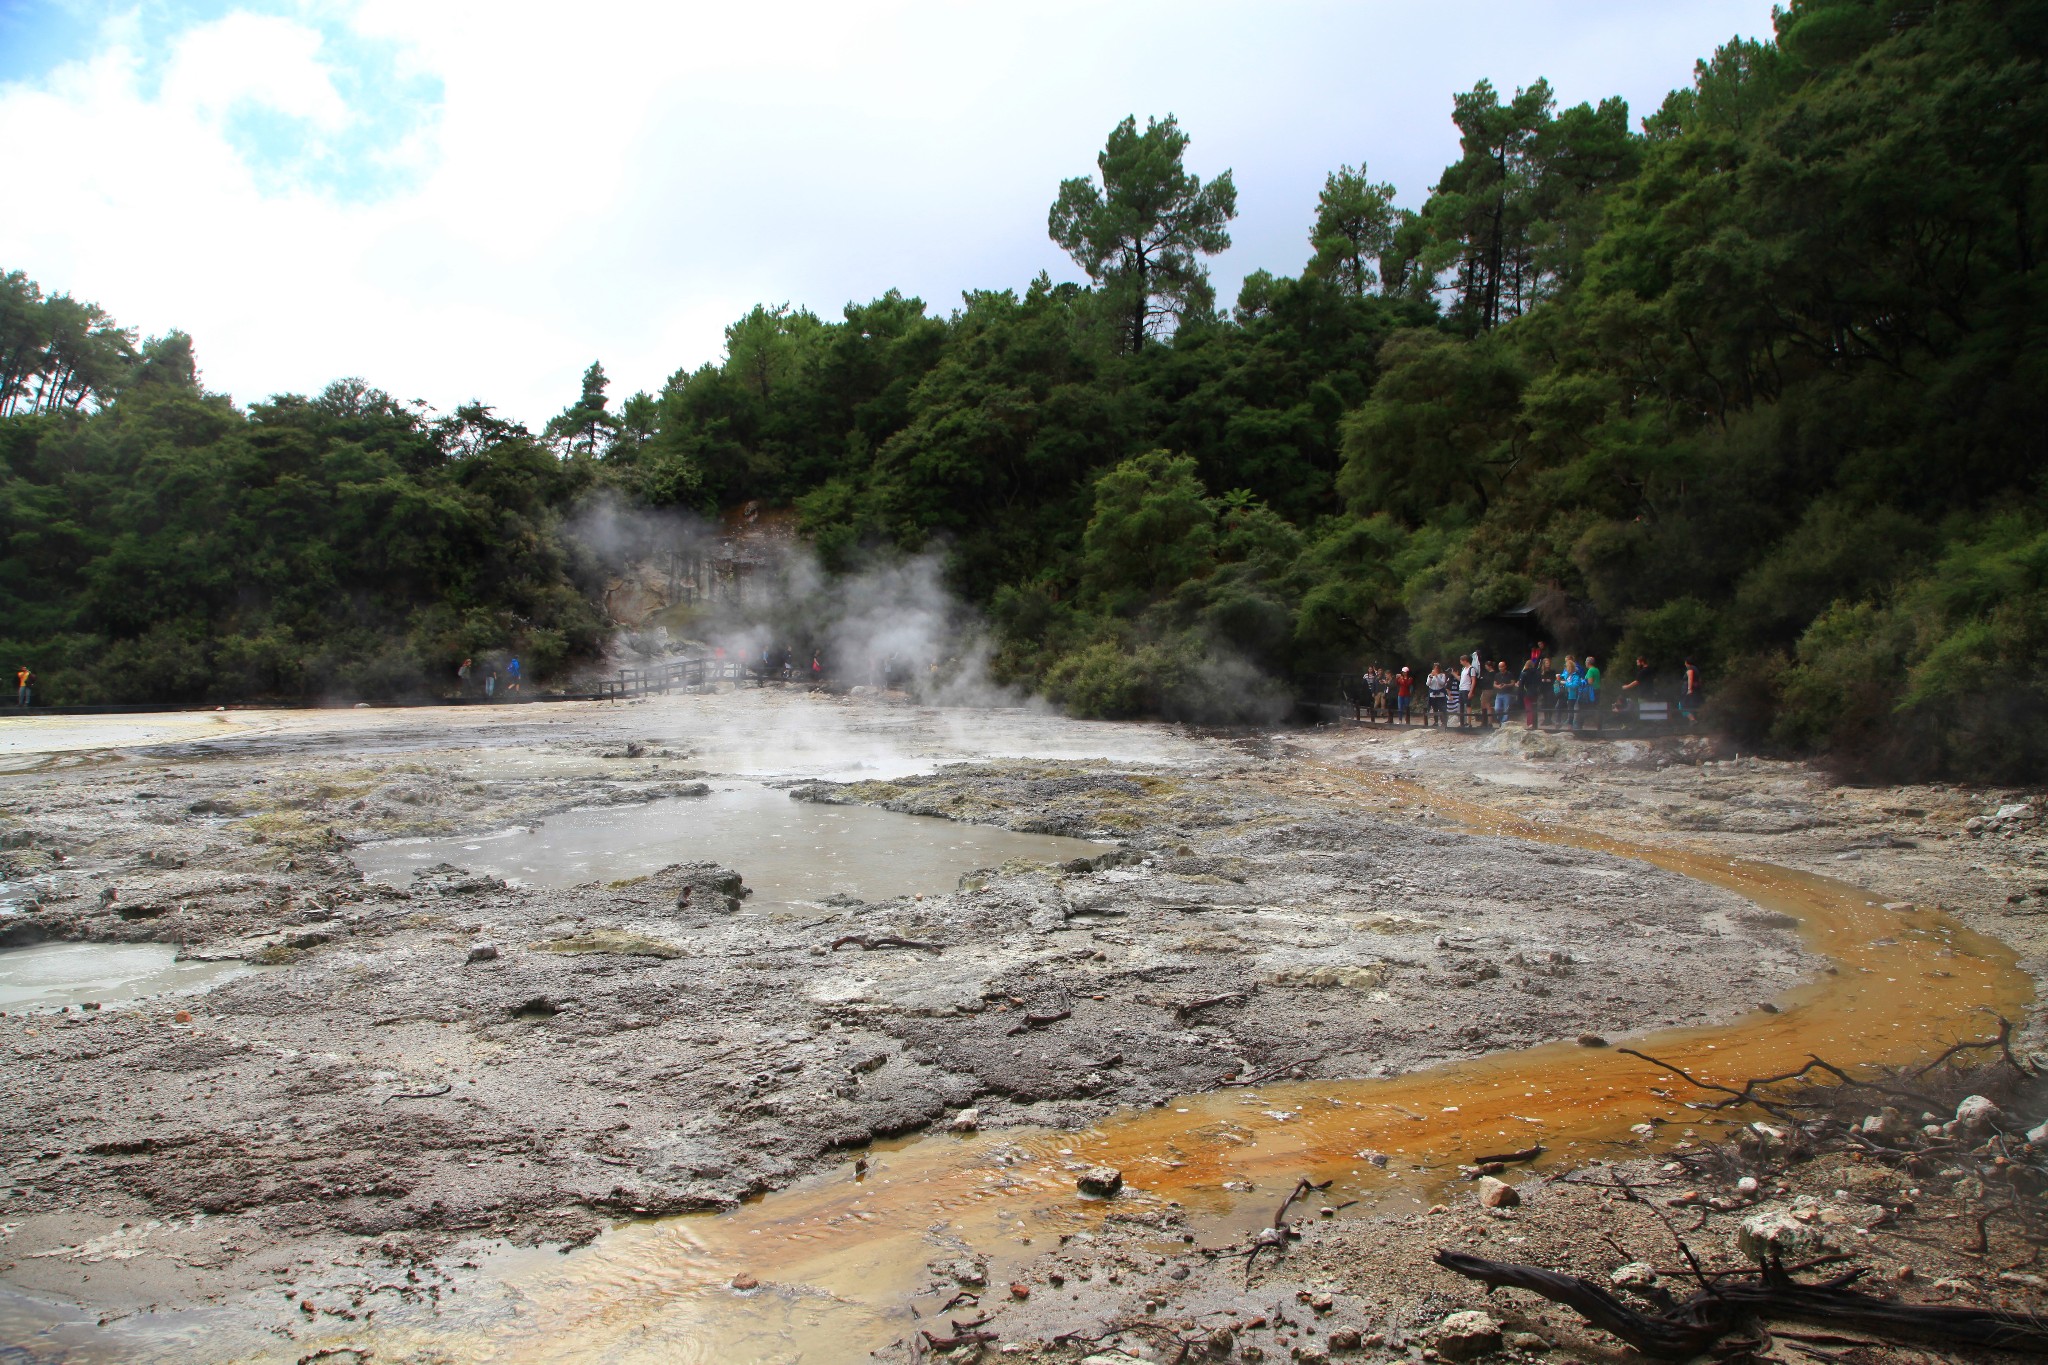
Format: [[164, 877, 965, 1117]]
[[5, 0, 2043, 780]]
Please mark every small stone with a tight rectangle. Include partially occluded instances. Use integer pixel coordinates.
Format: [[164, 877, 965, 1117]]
[[2026, 1120, 2048, 1145], [950, 1108, 980, 1133], [1431, 1309, 1502, 1361], [173, 1010, 192, 1024], [1609, 1261, 1657, 1287], [1077, 1165, 1124, 1197], [1327, 1329, 1361, 1350], [1629, 1123, 1656, 1138], [1860, 1106, 1912, 1142], [1736, 1176, 1759, 1194], [1008, 1281, 1029, 1299], [1894, 1264, 1915, 1281], [1504, 1332, 1548, 1352], [1357, 1149, 1389, 1167], [1575, 1033, 1608, 1048], [1308, 1292, 1334, 1312], [466, 943, 498, 964], [1476, 1176, 1520, 1208], [1882, 902, 1916, 912], [731, 1272, 758, 1290]]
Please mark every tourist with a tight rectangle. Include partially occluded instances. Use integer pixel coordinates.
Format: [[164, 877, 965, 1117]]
[[1561, 655, 1585, 729], [1539, 655, 1559, 727], [1583, 656, 1601, 708], [1616, 655, 1655, 716], [14, 665, 30, 708], [1680, 657, 1705, 724], [457, 657, 472, 696], [484, 663, 498, 700], [1518, 653, 1542, 728], [1491, 659, 1515, 725], [1425, 663, 1450, 726], [1396, 666, 1413, 724], [505, 656, 522, 695], [1458, 654, 1480, 728]]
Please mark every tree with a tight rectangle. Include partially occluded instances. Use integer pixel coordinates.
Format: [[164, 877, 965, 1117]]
[[1413, 80, 1558, 332], [1305, 163, 1398, 295], [545, 361, 619, 457], [1049, 115, 1237, 352]]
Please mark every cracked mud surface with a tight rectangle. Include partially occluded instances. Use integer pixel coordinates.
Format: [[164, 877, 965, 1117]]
[[0, 695, 2040, 1361]]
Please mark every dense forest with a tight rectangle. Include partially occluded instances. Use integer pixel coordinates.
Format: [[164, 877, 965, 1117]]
[[2, 0, 2043, 780]]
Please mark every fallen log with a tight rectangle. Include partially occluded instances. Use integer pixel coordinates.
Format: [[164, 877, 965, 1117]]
[[1468, 1144, 1545, 1165], [830, 934, 944, 954], [1434, 1250, 2048, 1357]]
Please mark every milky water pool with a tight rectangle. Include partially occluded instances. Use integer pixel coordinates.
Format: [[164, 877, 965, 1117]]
[[349, 782, 1110, 905], [0, 941, 255, 1013]]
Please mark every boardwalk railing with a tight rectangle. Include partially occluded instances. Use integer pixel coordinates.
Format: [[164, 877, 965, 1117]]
[[594, 656, 754, 701]]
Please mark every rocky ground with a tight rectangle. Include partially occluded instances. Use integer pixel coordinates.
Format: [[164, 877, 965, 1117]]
[[898, 722, 2048, 1365], [0, 694, 2042, 1361]]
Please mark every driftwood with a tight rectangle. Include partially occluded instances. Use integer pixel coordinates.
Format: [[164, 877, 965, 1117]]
[[1434, 1250, 2048, 1357], [1468, 1143, 1545, 1165], [830, 934, 943, 954], [1173, 992, 1246, 1019]]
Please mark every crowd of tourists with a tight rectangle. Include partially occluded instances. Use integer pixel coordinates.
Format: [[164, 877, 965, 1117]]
[[1352, 644, 1703, 729]]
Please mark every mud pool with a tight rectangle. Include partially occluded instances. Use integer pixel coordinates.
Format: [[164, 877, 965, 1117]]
[[350, 783, 1111, 905], [0, 941, 255, 1014]]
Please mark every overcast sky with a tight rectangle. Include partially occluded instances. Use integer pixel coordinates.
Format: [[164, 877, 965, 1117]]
[[0, 0, 1777, 427]]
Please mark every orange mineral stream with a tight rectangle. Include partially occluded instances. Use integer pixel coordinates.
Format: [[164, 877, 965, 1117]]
[[183, 772, 2039, 1362]]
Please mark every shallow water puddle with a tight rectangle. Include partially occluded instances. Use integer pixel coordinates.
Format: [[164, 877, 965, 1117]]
[[15, 769, 2036, 1363], [0, 941, 255, 1014], [349, 784, 1109, 906]]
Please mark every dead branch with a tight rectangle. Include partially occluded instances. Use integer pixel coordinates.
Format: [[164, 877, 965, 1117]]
[[1220, 1055, 1324, 1088], [1911, 1016, 2039, 1080], [1618, 1048, 1948, 1116], [831, 934, 943, 954], [1434, 1250, 2048, 1358], [1008, 1008, 1072, 1034], [919, 1329, 997, 1350], [381, 1083, 453, 1104], [1273, 1176, 1333, 1229], [1173, 993, 1245, 1019], [1469, 1144, 1545, 1165]]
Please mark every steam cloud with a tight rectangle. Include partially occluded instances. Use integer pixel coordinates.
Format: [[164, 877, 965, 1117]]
[[563, 492, 1028, 707]]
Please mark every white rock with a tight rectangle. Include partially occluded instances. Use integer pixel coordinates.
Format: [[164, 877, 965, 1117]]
[[1609, 1261, 1657, 1287], [949, 1108, 980, 1133], [1738, 1208, 1835, 1265], [2026, 1120, 2048, 1144], [1476, 1176, 1520, 1208], [1431, 1309, 1503, 1361], [1994, 803, 2034, 821], [1953, 1094, 2004, 1138]]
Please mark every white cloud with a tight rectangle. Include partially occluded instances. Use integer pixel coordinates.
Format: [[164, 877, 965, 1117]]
[[0, 0, 1778, 426]]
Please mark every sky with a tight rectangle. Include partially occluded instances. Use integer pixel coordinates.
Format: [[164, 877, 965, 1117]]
[[0, 0, 1778, 428]]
